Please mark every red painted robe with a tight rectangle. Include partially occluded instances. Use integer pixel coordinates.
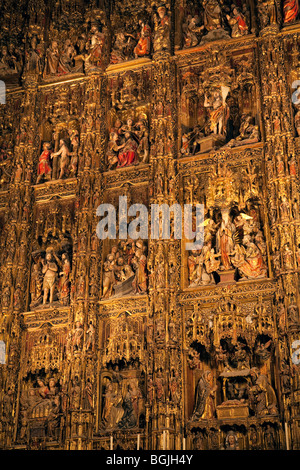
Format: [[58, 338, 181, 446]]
[[38, 149, 52, 176]]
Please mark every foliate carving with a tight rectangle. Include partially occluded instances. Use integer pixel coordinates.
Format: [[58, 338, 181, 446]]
[[101, 312, 146, 367]]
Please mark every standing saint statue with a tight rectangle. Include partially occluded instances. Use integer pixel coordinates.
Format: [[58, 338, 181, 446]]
[[203, 0, 223, 31], [42, 250, 58, 305], [191, 370, 217, 420]]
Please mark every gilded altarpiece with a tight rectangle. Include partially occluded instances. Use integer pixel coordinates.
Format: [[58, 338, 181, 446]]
[[1, 0, 300, 451]]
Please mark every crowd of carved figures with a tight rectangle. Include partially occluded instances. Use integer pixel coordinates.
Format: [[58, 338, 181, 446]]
[[186, 163, 268, 287], [1, 0, 300, 452], [1, 1, 300, 87]]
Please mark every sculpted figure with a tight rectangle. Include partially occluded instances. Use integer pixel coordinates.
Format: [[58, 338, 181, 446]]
[[37, 142, 52, 183], [118, 382, 142, 429], [255, 339, 272, 364], [192, 370, 216, 420], [182, 15, 204, 48], [58, 252, 71, 306], [85, 321, 95, 352], [136, 115, 150, 163], [60, 39, 77, 72], [1, 286, 11, 309], [283, 0, 299, 23], [153, 5, 171, 53], [226, 114, 259, 147], [134, 19, 151, 58], [37, 378, 49, 399], [110, 32, 136, 64], [216, 208, 236, 271], [204, 87, 230, 137], [117, 131, 138, 168], [30, 260, 43, 307], [102, 382, 124, 430], [106, 115, 148, 169], [203, 0, 223, 31], [249, 369, 278, 417], [107, 132, 122, 170], [42, 251, 58, 305], [43, 41, 60, 76], [258, 0, 278, 28], [85, 24, 106, 71], [25, 36, 43, 75], [68, 129, 79, 176], [102, 240, 147, 298], [0, 46, 19, 75], [233, 341, 250, 369], [224, 431, 240, 450], [47, 395, 61, 439], [51, 139, 72, 179], [73, 321, 84, 351], [132, 244, 148, 294], [188, 242, 219, 287], [226, 7, 249, 37], [232, 235, 267, 280], [102, 254, 116, 298]]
